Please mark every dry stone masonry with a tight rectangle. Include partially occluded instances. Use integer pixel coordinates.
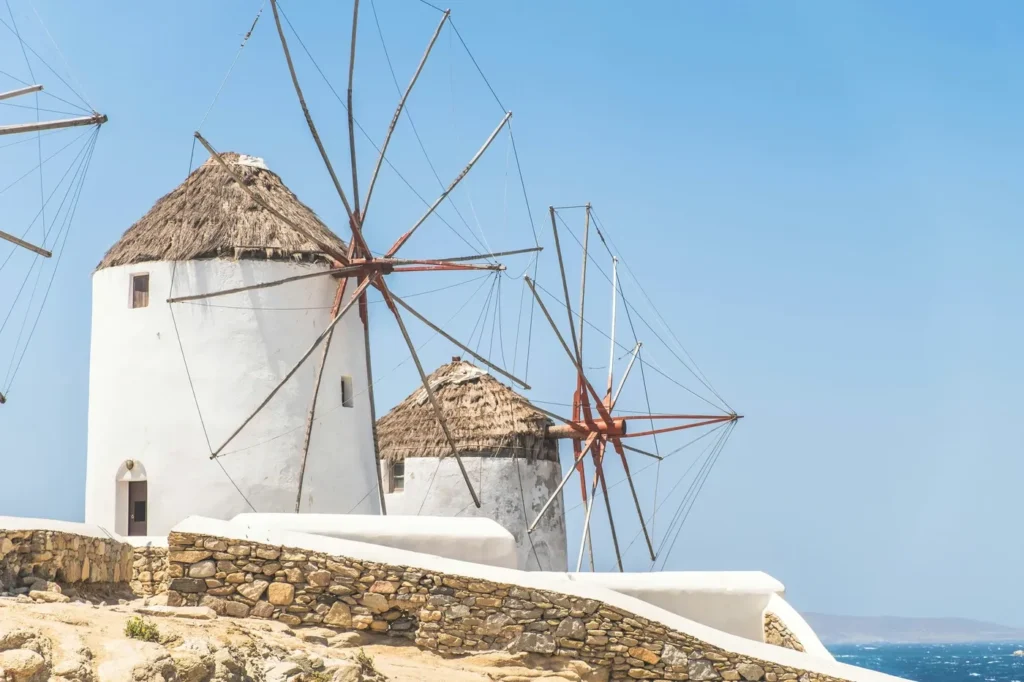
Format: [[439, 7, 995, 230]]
[[763, 612, 806, 653], [166, 530, 856, 682], [0, 528, 132, 594], [130, 544, 168, 596]]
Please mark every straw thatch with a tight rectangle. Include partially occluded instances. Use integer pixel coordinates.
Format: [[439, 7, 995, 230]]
[[97, 153, 347, 270], [376, 359, 558, 463]]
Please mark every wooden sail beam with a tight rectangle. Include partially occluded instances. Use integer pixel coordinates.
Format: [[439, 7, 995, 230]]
[[346, 0, 362, 220], [609, 435, 656, 561], [166, 258, 503, 304], [528, 430, 601, 532], [0, 230, 51, 258], [209, 276, 376, 459], [167, 264, 362, 303], [388, 291, 531, 390], [621, 415, 739, 440], [381, 282, 481, 508], [0, 84, 42, 101], [362, 9, 450, 220], [0, 112, 106, 137], [295, 274, 351, 512], [386, 111, 512, 258], [268, 0, 360, 243]]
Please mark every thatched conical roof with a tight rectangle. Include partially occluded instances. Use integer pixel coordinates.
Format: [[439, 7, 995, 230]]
[[97, 153, 347, 270], [376, 359, 558, 463]]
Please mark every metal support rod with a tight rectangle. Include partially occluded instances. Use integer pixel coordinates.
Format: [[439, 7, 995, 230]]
[[362, 9, 450, 218], [0, 84, 42, 101], [346, 0, 361, 219], [0, 112, 106, 137], [387, 297, 481, 508], [386, 111, 512, 258], [194, 132, 349, 265], [269, 0, 363, 249], [167, 265, 360, 303], [419, 245, 542, 263], [528, 431, 600, 532], [295, 276, 350, 512], [388, 291, 531, 389], [0, 230, 51, 258], [210, 276, 375, 458]]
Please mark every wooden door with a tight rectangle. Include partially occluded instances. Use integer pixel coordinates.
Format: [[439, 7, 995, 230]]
[[128, 481, 148, 536]]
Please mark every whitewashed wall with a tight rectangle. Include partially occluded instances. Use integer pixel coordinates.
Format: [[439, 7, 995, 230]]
[[85, 259, 380, 536], [383, 457, 568, 572]]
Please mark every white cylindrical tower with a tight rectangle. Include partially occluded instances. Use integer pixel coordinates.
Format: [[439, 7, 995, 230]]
[[85, 153, 380, 537], [375, 359, 568, 571]]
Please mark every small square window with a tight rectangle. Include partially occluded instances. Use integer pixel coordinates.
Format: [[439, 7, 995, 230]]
[[390, 461, 405, 493], [130, 273, 149, 309], [341, 375, 354, 408], [132, 500, 147, 523]]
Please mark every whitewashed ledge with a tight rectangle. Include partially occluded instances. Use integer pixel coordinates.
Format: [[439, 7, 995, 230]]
[[173, 516, 907, 682], [230, 513, 518, 569]]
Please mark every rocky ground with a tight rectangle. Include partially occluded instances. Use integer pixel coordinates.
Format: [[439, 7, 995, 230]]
[[0, 590, 608, 682]]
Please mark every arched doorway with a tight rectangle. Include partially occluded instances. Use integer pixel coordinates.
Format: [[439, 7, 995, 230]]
[[116, 460, 148, 536]]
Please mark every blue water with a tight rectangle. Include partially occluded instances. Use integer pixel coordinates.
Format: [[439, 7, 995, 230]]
[[830, 643, 1024, 682]]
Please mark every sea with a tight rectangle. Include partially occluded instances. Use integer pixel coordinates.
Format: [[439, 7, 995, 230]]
[[830, 643, 1024, 682]]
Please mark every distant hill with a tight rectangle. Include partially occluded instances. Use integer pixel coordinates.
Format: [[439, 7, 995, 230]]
[[803, 613, 1024, 644]]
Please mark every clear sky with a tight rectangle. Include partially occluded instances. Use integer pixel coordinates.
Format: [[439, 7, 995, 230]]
[[0, 1, 1022, 628]]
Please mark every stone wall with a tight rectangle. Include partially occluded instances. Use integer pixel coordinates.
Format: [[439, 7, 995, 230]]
[[0, 528, 132, 591], [166, 529, 858, 682], [764, 612, 806, 653], [130, 545, 168, 596]]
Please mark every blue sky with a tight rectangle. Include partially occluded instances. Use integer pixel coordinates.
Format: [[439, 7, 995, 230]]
[[1, 1, 1022, 627]]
